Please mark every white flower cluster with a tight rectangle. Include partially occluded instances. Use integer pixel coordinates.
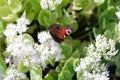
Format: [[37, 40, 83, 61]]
[[75, 34, 118, 80], [5, 34, 40, 67], [40, 0, 62, 10], [3, 67, 27, 80], [4, 12, 29, 43], [95, 35, 118, 60], [4, 12, 62, 69], [34, 31, 62, 68]]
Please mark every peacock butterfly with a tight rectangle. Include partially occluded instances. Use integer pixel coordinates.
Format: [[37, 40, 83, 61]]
[[49, 24, 72, 42]]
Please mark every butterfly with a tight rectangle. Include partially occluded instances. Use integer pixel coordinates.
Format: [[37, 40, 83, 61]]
[[49, 24, 72, 42]]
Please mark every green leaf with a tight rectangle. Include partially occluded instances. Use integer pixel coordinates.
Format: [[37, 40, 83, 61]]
[[61, 0, 69, 7], [71, 50, 80, 58], [98, 6, 115, 28], [73, 58, 79, 68], [69, 20, 78, 32], [103, 22, 117, 38], [116, 66, 120, 76], [0, 57, 7, 74], [0, 6, 12, 17], [0, 21, 5, 34], [115, 53, 120, 67], [93, 27, 101, 37], [55, 63, 63, 73], [22, 34, 35, 45], [55, 6, 63, 18], [0, 0, 7, 7], [9, 0, 22, 13], [60, 42, 73, 57], [1, 13, 18, 22], [49, 12, 58, 26], [77, 70, 83, 80], [58, 57, 75, 80], [50, 59, 55, 67], [94, 0, 105, 6], [26, 9, 36, 23], [17, 63, 30, 73], [71, 40, 81, 52], [30, 66, 42, 80], [43, 70, 58, 80], [61, 9, 74, 26], [104, 30, 112, 39], [27, 0, 40, 9], [38, 10, 50, 27]]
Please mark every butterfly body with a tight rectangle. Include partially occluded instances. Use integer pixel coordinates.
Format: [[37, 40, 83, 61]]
[[49, 24, 72, 42]]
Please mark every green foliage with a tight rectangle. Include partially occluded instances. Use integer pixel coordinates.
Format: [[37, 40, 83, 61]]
[[0, 57, 7, 74], [38, 10, 58, 27], [43, 70, 58, 80], [0, 0, 22, 22], [30, 66, 42, 80], [58, 57, 75, 80]]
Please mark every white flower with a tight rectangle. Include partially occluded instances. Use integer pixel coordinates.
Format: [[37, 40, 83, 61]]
[[83, 68, 109, 80], [6, 34, 40, 67], [37, 31, 52, 43], [75, 34, 117, 80], [3, 24, 17, 37], [40, 0, 48, 10], [116, 11, 120, 19], [40, 0, 62, 10], [16, 12, 29, 34], [95, 35, 118, 60], [55, 0, 62, 4], [3, 67, 27, 80], [7, 0, 11, 5], [3, 12, 29, 43], [35, 31, 62, 68]]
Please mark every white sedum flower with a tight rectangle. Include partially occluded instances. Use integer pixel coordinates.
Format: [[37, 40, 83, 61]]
[[116, 11, 120, 20], [5, 34, 41, 67], [75, 34, 117, 80], [3, 23, 17, 37], [3, 12, 29, 43], [40, 0, 48, 10], [3, 67, 27, 80], [95, 35, 118, 60], [40, 0, 62, 10], [37, 31, 52, 43], [16, 12, 29, 34], [4, 12, 29, 37], [4, 11, 62, 69], [35, 31, 62, 68]]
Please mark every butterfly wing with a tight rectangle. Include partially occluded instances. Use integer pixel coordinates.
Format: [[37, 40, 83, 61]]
[[49, 24, 72, 42]]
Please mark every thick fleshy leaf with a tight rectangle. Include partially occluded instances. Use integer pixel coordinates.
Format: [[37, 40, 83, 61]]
[[38, 10, 50, 27], [60, 42, 73, 57], [1, 13, 18, 22], [58, 57, 75, 80], [9, 0, 22, 13], [17, 63, 30, 73], [30, 66, 42, 80], [0, 57, 7, 74], [99, 6, 115, 28], [43, 70, 58, 80], [0, 6, 12, 17], [22, 34, 35, 45], [94, 0, 105, 6], [116, 66, 120, 76]]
